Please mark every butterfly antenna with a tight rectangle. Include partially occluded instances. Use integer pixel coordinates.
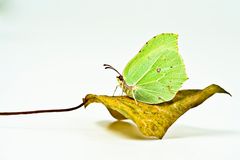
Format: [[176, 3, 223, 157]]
[[103, 64, 122, 76]]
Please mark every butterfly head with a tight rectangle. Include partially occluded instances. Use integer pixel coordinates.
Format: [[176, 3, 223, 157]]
[[116, 75, 124, 85]]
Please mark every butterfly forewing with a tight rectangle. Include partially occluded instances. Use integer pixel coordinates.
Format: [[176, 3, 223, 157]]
[[123, 33, 187, 104], [123, 33, 179, 85]]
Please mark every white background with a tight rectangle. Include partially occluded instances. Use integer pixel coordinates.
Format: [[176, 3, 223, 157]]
[[0, 0, 239, 160]]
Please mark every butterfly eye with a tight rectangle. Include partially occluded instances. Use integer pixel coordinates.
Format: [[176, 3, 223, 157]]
[[117, 75, 123, 81]]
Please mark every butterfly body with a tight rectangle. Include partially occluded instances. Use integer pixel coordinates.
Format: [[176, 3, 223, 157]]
[[116, 75, 136, 97]]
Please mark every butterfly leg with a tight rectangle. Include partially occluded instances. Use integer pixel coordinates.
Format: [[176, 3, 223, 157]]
[[121, 83, 124, 96], [113, 85, 119, 96], [131, 90, 138, 105]]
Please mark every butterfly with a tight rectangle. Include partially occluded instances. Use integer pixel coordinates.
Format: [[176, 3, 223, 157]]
[[104, 33, 188, 104]]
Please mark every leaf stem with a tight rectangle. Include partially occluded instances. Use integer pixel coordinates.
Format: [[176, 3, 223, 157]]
[[0, 102, 85, 116]]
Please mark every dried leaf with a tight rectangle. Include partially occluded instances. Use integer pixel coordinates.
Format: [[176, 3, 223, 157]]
[[83, 84, 230, 139]]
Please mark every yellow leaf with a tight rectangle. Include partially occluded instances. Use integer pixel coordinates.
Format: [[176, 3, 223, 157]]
[[83, 84, 230, 139]]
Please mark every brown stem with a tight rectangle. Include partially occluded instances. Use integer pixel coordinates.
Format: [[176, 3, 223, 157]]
[[0, 102, 85, 116]]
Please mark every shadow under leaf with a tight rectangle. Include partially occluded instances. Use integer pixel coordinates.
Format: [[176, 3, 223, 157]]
[[165, 124, 239, 139], [97, 120, 149, 140]]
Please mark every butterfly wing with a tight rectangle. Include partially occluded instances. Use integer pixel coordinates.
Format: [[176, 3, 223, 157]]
[[123, 33, 188, 104]]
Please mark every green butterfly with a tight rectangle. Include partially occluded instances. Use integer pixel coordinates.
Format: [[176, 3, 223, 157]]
[[104, 33, 188, 104]]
